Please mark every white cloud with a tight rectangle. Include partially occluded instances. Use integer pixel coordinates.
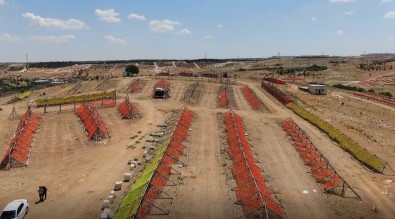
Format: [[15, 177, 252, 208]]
[[217, 24, 223, 28], [336, 30, 345, 36], [385, 12, 395, 18], [22, 12, 88, 29], [0, 0, 5, 6], [344, 11, 354, 15], [175, 28, 192, 35], [95, 9, 120, 23], [381, 0, 394, 2], [149, 19, 181, 33], [0, 33, 22, 42], [311, 17, 316, 21], [205, 35, 213, 39], [329, 0, 355, 2], [30, 35, 75, 43], [105, 35, 126, 45], [128, 13, 146, 21]]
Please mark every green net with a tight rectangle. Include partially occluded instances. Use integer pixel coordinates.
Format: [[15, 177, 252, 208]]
[[287, 103, 387, 172], [36, 90, 116, 106]]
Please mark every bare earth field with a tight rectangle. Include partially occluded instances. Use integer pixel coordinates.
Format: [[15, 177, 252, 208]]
[[0, 59, 394, 219]]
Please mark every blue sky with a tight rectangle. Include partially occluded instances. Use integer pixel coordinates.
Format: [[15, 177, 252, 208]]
[[0, 0, 395, 62]]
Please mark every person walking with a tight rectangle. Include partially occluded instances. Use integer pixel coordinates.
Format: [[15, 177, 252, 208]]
[[38, 186, 44, 202], [42, 186, 47, 201]]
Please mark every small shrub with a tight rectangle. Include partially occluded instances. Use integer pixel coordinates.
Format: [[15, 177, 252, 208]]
[[379, 91, 393, 98], [333, 84, 365, 92]]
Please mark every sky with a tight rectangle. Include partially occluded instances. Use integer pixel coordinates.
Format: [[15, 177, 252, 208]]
[[0, 0, 395, 62]]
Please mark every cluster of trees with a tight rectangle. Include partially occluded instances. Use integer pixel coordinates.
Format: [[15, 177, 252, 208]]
[[358, 63, 392, 71], [329, 60, 347, 67], [29, 61, 80, 68], [236, 64, 327, 76], [237, 66, 278, 72], [6, 66, 25, 71], [305, 64, 328, 71], [0, 78, 52, 95], [334, 85, 393, 98], [379, 91, 393, 98], [333, 84, 365, 92], [357, 60, 394, 71], [125, 65, 139, 74], [276, 65, 327, 75], [329, 60, 347, 64], [27, 58, 267, 69]]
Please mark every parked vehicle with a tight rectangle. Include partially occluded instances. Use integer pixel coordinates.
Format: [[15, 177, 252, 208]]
[[0, 199, 29, 219]]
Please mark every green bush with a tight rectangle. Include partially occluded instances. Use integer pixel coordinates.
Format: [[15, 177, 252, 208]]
[[367, 88, 375, 93], [125, 65, 139, 74], [379, 91, 393, 98], [305, 64, 327, 71], [333, 84, 365, 92]]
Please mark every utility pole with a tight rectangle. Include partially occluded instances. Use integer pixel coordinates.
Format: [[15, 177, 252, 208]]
[[26, 54, 29, 69]]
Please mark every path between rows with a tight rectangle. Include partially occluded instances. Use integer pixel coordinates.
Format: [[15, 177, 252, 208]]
[[171, 109, 233, 218]]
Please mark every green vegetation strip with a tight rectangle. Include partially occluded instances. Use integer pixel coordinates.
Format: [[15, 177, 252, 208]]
[[287, 103, 387, 172], [35, 90, 116, 107], [17, 91, 31, 99], [115, 138, 171, 219]]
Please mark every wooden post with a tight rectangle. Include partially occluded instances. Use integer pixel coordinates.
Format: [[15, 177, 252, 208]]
[[101, 92, 105, 106]]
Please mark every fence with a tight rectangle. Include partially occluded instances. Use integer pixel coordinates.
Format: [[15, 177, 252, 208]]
[[281, 118, 361, 199], [155, 79, 170, 90], [0, 109, 41, 169], [36, 90, 116, 107], [242, 86, 263, 110], [129, 79, 143, 93], [260, 81, 392, 174], [118, 96, 141, 119], [352, 92, 395, 107], [224, 110, 284, 219], [115, 107, 195, 219], [261, 82, 293, 105], [218, 85, 237, 109], [218, 90, 228, 107], [263, 78, 286, 85], [180, 82, 203, 104], [287, 103, 391, 173], [75, 103, 109, 141]]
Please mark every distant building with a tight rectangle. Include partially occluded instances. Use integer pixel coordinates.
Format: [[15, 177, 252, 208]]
[[308, 84, 327, 95]]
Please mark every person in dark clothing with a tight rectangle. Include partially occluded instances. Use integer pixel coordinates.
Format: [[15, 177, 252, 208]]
[[42, 186, 47, 200], [38, 186, 44, 201]]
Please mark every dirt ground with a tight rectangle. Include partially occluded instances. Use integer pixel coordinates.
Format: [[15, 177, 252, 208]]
[[1, 59, 394, 219]]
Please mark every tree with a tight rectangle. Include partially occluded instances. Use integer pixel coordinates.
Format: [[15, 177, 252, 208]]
[[379, 91, 393, 98], [125, 65, 139, 74]]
